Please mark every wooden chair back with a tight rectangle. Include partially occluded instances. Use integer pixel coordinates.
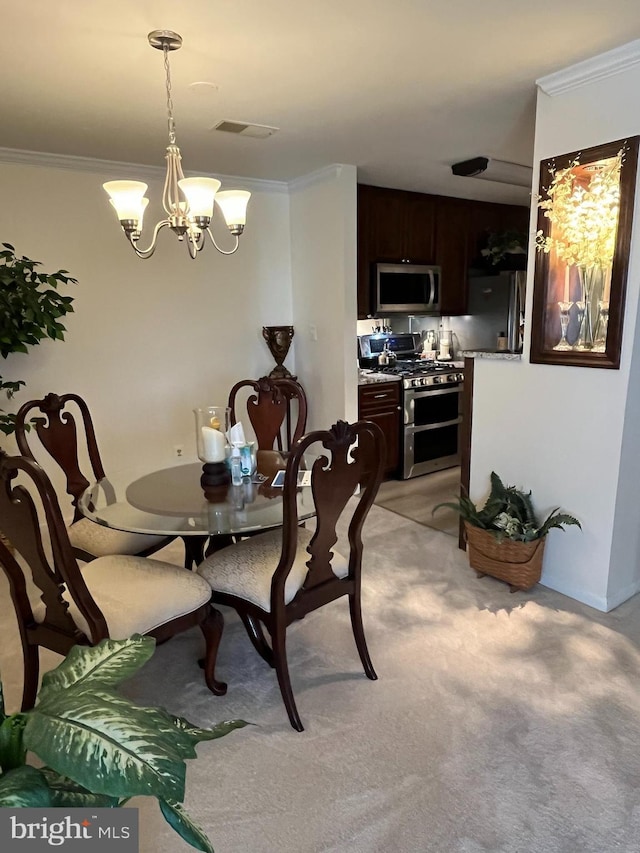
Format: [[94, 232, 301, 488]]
[[0, 452, 226, 710], [15, 392, 105, 523], [0, 453, 107, 659], [275, 419, 384, 615], [228, 377, 307, 453]]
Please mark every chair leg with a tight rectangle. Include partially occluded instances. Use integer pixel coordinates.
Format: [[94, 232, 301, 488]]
[[239, 612, 275, 668], [349, 592, 377, 681], [271, 625, 304, 732], [21, 643, 40, 711], [199, 607, 227, 696]]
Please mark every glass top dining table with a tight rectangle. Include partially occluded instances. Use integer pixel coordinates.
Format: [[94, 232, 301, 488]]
[[78, 461, 316, 568]]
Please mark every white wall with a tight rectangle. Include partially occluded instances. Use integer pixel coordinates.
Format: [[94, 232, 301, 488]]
[[469, 46, 640, 611], [0, 155, 293, 497], [289, 165, 358, 430]]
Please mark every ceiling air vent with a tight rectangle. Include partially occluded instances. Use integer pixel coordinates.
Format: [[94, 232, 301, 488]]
[[212, 120, 279, 139]]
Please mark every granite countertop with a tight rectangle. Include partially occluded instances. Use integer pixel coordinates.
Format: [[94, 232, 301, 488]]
[[462, 350, 522, 361], [357, 371, 402, 386]]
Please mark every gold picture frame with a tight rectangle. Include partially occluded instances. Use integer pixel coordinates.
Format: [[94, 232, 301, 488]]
[[530, 136, 639, 368]]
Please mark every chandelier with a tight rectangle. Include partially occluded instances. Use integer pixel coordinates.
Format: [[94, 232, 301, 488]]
[[103, 30, 250, 260]]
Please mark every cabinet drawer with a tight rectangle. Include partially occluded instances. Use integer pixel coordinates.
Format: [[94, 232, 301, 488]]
[[358, 382, 400, 413]]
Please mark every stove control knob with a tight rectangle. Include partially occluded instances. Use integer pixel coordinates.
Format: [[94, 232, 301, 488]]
[[432, 376, 442, 384]]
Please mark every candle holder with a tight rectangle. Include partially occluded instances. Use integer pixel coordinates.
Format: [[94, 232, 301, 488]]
[[194, 406, 231, 492], [574, 301, 587, 350], [553, 301, 573, 351], [592, 300, 609, 353]]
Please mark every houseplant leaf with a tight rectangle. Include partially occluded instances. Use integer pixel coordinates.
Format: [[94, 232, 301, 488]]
[[39, 634, 155, 696], [0, 713, 27, 772], [159, 799, 215, 853], [172, 716, 249, 745], [24, 687, 193, 801], [537, 510, 581, 539], [0, 766, 52, 807], [39, 767, 119, 808]]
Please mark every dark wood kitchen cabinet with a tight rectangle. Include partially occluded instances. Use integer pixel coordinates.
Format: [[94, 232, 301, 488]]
[[357, 185, 436, 318], [433, 195, 471, 316], [357, 183, 529, 319], [360, 184, 436, 262], [358, 381, 402, 478]]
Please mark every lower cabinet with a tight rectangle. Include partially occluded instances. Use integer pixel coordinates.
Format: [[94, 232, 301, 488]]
[[358, 381, 402, 478]]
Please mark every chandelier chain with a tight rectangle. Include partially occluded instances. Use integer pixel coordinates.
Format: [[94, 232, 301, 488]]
[[164, 45, 177, 145]]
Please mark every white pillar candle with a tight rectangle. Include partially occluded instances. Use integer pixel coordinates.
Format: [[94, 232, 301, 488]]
[[201, 426, 226, 462], [564, 266, 570, 303]]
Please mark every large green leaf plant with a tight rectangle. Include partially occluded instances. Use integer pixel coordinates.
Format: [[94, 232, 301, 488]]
[[434, 471, 581, 542], [0, 243, 77, 435], [0, 635, 246, 852]]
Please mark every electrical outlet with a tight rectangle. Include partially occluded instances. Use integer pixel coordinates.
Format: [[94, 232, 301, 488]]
[[174, 445, 184, 459]]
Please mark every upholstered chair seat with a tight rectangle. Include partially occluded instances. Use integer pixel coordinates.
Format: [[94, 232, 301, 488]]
[[198, 527, 348, 612], [68, 518, 167, 560], [32, 554, 212, 641]]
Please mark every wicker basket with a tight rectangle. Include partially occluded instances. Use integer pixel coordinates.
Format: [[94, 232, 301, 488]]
[[464, 522, 546, 592]]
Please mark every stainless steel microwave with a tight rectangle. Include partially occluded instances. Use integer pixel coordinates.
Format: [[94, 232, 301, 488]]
[[375, 263, 441, 314]]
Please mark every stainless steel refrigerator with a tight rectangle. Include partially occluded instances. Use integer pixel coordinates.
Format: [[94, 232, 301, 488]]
[[463, 271, 526, 352]]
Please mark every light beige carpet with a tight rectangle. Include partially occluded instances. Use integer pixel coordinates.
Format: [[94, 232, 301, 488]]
[[2, 506, 640, 852], [375, 466, 461, 536]]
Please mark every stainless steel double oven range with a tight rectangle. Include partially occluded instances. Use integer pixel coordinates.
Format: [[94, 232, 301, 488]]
[[359, 332, 464, 479]]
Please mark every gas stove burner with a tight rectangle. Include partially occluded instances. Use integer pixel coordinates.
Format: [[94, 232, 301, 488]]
[[376, 360, 457, 377]]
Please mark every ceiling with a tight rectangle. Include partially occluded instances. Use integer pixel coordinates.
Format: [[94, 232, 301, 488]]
[[4, 1, 640, 206]]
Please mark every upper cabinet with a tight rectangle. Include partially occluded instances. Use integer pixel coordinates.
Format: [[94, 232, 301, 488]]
[[357, 184, 530, 318], [360, 184, 436, 263]]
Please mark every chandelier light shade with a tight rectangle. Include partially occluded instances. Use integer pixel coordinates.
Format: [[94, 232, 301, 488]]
[[103, 30, 251, 260]]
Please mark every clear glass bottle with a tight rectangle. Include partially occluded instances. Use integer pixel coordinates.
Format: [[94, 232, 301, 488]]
[[230, 447, 243, 486]]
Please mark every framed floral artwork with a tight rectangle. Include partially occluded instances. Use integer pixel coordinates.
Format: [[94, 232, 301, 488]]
[[530, 136, 639, 368]]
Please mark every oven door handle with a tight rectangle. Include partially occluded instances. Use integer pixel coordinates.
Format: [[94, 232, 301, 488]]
[[406, 417, 462, 435], [407, 385, 460, 399]]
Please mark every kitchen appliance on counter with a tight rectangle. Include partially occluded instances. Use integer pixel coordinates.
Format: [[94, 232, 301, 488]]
[[359, 332, 463, 479]]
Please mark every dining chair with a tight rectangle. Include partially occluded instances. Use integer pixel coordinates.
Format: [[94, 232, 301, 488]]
[[14, 392, 173, 562], [227, 376, 308, 455], [197, 418, 385, 731], [0, 452, 226, 711]]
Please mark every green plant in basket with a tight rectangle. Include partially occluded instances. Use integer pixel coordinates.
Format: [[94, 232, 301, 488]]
[[434, 471, 581, 542], [0, 635, 247, 852]]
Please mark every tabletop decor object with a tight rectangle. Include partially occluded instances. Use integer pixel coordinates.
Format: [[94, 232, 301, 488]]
[[0, 635, 247, 852], [434, 471, 580, 592], [194, 406, 231, 497], [530, 136, 639, 368], [262, 325, 295, 378]]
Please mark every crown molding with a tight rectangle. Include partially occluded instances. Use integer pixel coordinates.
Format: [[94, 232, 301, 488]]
[[287, 164, 348, 192], [537, 39, 640, 96], [0, 146, 288, 193]]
